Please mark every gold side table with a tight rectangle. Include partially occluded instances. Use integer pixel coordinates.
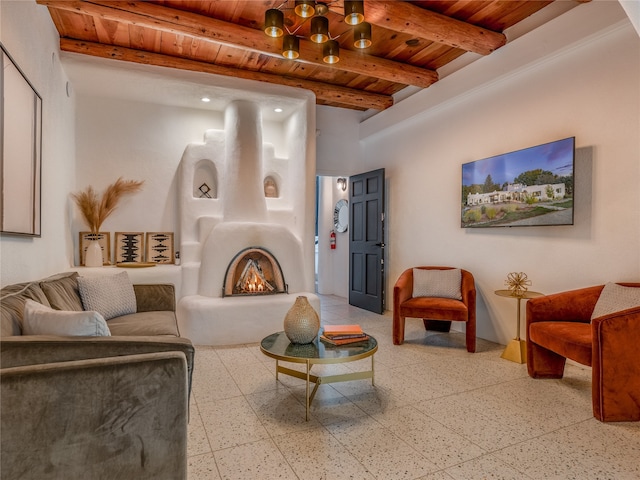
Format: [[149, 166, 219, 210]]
[[494, 289, 543, 363]]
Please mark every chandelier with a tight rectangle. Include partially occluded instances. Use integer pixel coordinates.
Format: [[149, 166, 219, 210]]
[[264, 0, 371, 64]]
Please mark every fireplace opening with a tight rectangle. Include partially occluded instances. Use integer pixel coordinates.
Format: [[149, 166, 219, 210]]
[[223, 247, 287, 297]]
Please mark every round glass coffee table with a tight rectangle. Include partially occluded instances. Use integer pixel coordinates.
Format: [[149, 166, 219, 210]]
[[260, 331, 378, 420]]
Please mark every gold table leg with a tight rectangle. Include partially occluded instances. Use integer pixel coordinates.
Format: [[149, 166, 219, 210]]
[[275, 360, 376, 420], [305, 360, 310, 421], [501, 338, 527, 363], [371, 354, 375, 386], [501, 297, 527, 363]]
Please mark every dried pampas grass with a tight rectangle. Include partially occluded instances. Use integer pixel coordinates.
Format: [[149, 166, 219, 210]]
[[73, 177, 144, 233]]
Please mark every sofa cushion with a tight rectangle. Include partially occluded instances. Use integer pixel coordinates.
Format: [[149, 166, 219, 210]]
[[77, 272, 137, 321], [591, 283, 640, 321], [39, 271, 83, 311], [23, 300, 111, 337], [400, 296, 468, 322], [412, 268, 462, 300], [107, 311, 179, 336], [529, 321, 592, 366], [1, 283, 51, 337]]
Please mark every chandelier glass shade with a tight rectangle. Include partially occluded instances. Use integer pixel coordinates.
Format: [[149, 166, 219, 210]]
[[353, 21, 371, 48], [323, 39, 340, 64], [294, 0, 316, 18], [264, 0, 369, 64], [282, 35, 300, 59], [343, 0, 364, 26], [310, 16, 329, 44], [264, 9, 285, 38]]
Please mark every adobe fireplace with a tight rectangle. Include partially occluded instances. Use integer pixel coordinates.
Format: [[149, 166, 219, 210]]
[[223, 247, 287, 297], [176, 98, 319, 346]]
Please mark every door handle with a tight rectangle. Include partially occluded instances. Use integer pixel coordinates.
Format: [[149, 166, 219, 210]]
[[375, 243, 385, 247]]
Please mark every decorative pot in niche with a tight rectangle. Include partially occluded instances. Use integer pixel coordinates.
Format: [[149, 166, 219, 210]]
[[283, 296, 320, 344], [84, 238, 103, 267]]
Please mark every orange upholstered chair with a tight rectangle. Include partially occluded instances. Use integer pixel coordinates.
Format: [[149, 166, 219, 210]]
[[526, 283, 640, 422], [393, 266, 476, 353]]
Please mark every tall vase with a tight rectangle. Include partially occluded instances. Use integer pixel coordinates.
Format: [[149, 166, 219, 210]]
[[283, 296, 320, 344], [85, 238, 103, 267]]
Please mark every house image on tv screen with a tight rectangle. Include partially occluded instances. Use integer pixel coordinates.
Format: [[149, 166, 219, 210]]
[[466, 182, 566, 206], [461, 137, 575, 228]]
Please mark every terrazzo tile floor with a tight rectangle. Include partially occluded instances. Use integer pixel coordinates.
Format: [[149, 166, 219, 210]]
[[187, 295, 640, 480]]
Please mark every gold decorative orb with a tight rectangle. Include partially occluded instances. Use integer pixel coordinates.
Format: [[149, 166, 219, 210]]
[[505, 272, 532, 296]]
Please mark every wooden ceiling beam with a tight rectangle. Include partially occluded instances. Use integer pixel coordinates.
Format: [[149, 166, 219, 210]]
[[364, 1, 507, 55], [58, 39, 394, 111], [38, 0, 438, 89]]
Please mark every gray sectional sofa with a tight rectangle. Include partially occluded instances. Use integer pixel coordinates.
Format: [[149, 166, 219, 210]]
[[0, 271, 194, 479]]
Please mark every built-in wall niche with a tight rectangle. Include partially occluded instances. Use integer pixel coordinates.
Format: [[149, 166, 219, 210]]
[[193, 159, 217, 199], [264, 175, 279, 198]]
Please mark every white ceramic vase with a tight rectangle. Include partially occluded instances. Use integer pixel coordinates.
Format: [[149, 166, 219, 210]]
[[84, 239, 103, 267], [283, 296, 320, 344]]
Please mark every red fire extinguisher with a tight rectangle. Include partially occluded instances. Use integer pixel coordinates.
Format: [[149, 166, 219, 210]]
[[330, 230, 336, 250]]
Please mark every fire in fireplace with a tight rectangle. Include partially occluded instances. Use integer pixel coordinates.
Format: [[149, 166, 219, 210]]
[[223, 247, 287, 297]]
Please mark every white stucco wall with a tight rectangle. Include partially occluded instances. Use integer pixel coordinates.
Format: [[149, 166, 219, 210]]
[[314, 3, 640, 326], [619, 0, 640, 36], [316, 106, 364, 176], [0, 1, 76, 286], [316, 176, 349, 297], [355, 10, 640, 345], [72, 96, 296, 266], [73, 96, 224, 265], [315, 105, 366, 298], [314, 1, 640, 345]]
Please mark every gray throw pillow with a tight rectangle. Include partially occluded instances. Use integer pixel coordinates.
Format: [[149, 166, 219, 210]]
[[23, 299, 110, 336], [77, 271, 137, 320], [413, 268, 462, 300], [39, 271, 83, 311]]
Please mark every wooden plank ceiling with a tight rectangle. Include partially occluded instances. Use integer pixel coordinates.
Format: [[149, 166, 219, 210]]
[[38, 0, 584, 111]]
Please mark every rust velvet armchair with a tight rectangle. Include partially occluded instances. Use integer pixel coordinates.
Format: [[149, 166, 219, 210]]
[[526, 283, 640, 422], [393, 267, 476, 353]]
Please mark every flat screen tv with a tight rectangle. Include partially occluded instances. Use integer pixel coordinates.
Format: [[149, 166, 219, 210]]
[[461, 137, 575, 228]]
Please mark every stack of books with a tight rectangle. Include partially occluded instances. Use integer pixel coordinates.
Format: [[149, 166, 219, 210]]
[[320, 324, 369, 346]]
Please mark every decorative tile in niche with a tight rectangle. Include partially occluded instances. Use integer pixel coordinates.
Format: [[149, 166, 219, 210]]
[[146, 232, 174, 263], [199, 183, 212, 198], [115, 232, 144, 263]]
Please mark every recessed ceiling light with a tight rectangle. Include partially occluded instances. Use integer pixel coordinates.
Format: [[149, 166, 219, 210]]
[[201, 97, 211, 103], [274, 108, 283, 113]]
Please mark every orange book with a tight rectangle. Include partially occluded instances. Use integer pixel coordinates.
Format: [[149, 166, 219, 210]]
[[323, 324, 363, 336]]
